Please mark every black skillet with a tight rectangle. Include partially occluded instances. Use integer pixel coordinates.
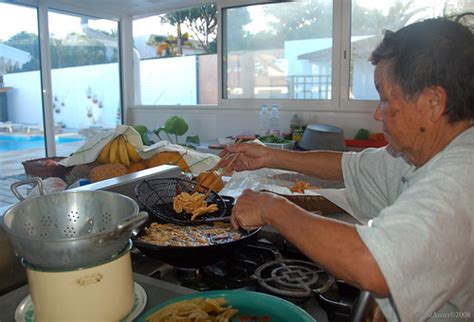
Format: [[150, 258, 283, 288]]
[[131, 217, 260, 268], [133, 177, 260, 268]]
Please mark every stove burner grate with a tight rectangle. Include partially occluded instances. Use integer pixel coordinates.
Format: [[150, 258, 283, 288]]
[[254, 259, 334, 299]]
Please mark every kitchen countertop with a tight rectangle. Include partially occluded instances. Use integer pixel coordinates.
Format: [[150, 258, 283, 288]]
[[0, 273, 330, 322], [0, 273, 195, 321]]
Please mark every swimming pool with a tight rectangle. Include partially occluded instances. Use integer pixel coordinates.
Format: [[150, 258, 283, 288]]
[[0, 135, 84, 152]]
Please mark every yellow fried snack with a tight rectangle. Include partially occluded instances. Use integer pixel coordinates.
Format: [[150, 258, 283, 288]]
[[195, 171, 224, 193], [289, 180, 321, 193], [145, 297, 238, 322], [172, 192, 219, 220]]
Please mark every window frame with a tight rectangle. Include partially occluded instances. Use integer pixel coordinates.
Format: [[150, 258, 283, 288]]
[[1, 0, 123, 156], [7, 0, 380, 116], [129, 0, 377, 113]]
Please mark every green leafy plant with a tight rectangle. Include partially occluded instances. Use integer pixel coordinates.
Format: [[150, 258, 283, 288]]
[[259, 135, 291, 144], [133, 124, 152, 145], [134, 117, 199, 147], [154, 116, 189, 144]]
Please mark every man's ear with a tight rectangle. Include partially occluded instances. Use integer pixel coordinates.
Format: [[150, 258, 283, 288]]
[[424, 86, 447, 122]]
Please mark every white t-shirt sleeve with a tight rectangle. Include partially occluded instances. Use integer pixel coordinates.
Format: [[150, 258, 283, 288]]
[[342, 148, 408, 222], [356, 170, 472, 321]]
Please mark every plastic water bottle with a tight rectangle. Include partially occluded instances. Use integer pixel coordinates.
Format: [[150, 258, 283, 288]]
[[269, 104, 280, 137], [258, 104, 270, 136], [290, 114, 301, 132]]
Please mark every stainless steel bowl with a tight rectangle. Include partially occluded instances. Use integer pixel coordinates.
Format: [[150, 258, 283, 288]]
[[2, 178, 148, 270]]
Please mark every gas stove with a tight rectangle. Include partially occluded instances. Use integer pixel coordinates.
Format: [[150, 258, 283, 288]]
[[131, 221, 361, 322], [72, 165, 365, 321]]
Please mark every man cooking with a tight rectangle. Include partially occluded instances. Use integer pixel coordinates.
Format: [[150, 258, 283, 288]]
[[221, 18, 473, 321]]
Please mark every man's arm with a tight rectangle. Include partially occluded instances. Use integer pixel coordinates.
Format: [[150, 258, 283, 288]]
[[267, 149, 344, 181], [223, 143, 344, 181], [232, 190, 389, 296]]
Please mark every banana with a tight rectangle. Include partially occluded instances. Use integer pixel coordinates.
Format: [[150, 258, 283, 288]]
[[125, 140, 141, 162], [109, 138, 120, 164], [118, 136, 131, 167], [98, 141, 112, 163]]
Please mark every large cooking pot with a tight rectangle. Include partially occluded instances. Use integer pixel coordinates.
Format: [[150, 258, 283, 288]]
[[2, 178, 148, 270], [24, 241, 135, 322], [298, 124, 346, 151], [132, 217, 260, 268]]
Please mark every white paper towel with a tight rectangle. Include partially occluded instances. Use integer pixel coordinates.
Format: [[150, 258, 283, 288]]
[[220, 168, 365, 223]]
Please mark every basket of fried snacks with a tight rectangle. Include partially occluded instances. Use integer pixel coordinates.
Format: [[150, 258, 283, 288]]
[[135, 177, 229, 225]]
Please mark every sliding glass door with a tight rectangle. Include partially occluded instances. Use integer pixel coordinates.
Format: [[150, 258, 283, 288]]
[[48, 10, 120, 157], [0, 2, 121, 207], [0, 2, 45, 180]]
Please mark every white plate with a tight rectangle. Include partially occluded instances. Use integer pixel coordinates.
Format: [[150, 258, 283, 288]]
[[14, 282, 147, 322]]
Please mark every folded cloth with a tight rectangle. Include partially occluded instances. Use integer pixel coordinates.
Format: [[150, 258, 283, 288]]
[[58, 125, 219, 175]]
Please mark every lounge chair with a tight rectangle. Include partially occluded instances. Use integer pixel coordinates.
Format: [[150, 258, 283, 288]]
[[0, 121, 23, 132], [25, 124, 43, 134]]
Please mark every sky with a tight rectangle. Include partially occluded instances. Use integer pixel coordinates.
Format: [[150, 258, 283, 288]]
[[0, 3, 116, 41]]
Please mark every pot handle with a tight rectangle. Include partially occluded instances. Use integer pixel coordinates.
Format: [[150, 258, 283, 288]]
[[316, 292, 353, 316], [10, 177, 44, 201], [112, 211, 149, 239], [313, 274, 335, 294]]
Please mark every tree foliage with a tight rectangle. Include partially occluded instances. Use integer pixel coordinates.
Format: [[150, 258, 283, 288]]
[[183, 4, 217, 54], [4, 31, 40, 71], [227, 0, 428, 51], [3, 30, 118, 73], [157, 4, 217, 56]]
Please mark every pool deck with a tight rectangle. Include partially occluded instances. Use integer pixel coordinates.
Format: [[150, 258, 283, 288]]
[[0, 137, 84, 207]]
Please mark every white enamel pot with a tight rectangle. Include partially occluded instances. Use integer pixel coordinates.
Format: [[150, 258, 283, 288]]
[[23, 241, 134, 322]]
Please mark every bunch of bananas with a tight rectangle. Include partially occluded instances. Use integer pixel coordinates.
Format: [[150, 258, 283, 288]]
[[97, 135, 141, 167]]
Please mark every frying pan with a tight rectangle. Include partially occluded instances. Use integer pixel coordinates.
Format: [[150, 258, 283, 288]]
[[135, 177, 229, 225], [132, 217, 260, 268]]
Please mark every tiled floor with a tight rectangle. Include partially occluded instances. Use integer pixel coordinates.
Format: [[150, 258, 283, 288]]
[[0, 141, 84, 208]]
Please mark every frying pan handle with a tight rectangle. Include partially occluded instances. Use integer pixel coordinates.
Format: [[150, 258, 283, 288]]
[[201, 216, 232, 223], [112, 211, 149, 239], [220, 195, 235, 205], [10, 177, 44, 201]]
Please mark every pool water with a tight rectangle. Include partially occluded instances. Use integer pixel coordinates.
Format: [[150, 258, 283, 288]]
[[0, 135, 84, 152]]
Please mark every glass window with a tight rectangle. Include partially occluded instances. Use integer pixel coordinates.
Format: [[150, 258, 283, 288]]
[[0, 2, 46, 178], [48, 10, 120, 156], [350, 0, 474, 100], [223, 0, 333, 100], [132, 4, 218, 105]]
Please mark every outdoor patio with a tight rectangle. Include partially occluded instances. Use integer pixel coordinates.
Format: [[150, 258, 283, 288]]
[[0, 136, 84, 207]]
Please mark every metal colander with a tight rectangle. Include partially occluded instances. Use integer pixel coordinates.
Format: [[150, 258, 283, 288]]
[[135, 177, 228, 225], [2, 178, 148, 270]]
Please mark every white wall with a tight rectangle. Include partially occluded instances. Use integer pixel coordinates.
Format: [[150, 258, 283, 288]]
[[140, 56, 197, 105], [128, 107, 382, 142], [5, 63, 120, 129]]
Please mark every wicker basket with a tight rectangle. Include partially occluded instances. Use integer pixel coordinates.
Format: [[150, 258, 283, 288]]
[[22, 157, 71, 180]]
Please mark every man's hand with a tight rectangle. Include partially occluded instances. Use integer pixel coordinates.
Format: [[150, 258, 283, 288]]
[[220, 142, 271, 172], [231, 189, 287, 230]]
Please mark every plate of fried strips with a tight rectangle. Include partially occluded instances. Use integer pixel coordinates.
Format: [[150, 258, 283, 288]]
[[137, 290, 315, 322]]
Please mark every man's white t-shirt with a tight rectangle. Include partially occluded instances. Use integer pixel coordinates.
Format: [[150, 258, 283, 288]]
[[342, 127, 474, 321]]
